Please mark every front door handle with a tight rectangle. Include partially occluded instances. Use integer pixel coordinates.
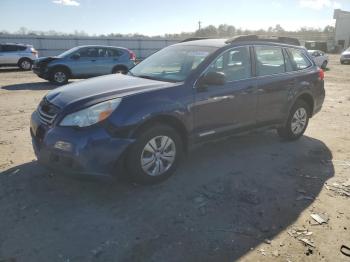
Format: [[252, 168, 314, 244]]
[[91, 59, 96, 62]]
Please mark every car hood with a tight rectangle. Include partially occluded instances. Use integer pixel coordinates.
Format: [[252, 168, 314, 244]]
[[46, 74, 177, 109], [34, 56, 59, 64], [341, 51, 350, 56]]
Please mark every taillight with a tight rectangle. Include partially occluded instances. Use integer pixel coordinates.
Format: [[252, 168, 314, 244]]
[[318, 68, 325, 80], [31, 48, 38, 56], [128, 50, 136, 61]]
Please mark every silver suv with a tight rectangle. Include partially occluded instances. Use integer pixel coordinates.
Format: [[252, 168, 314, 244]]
[[0, 43, 38, 70]]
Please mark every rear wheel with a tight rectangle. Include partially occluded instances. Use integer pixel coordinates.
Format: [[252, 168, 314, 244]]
[[277, 100, 310, 141], [126, 124, 183, 184], [321, 61, 328, 69], [18, 58, 32, 70], [50, 68, 69, 85], [112, 66, 128, 74]]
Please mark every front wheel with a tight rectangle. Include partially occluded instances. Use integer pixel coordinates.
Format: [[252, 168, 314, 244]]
[[277, 100, 310, 141], [50, 68, 69, 85], [18, 58, 32, 70], [126, 124, 183, 184]]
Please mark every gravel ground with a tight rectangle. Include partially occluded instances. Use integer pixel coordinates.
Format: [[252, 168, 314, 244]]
[[0, 55, 349, 262]]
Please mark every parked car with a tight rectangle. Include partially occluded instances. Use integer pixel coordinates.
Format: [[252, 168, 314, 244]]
[[0, 43, 38, 70], [30, 36, 325, 184], [340, 47, 350, 64], [32, 45, 136, 84], [307, 50, 328, 69]]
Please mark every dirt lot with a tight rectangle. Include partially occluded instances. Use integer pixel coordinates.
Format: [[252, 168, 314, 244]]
[[0, 55, 349, 262]]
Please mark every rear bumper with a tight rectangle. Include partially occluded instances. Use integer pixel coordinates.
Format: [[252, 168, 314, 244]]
[[340, 57, 350, 63], [30, 111, 134, 177], [312, 80, 325, 117]]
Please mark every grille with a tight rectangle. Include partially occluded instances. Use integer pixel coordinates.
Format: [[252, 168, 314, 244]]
[[37, 98, 60, 125], [344, 54, 350, 59]]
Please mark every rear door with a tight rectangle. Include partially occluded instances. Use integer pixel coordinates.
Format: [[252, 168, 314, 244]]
[[94, 47, 119, 75], [193, 46, 258, 137], [254, 45, 296, 124], [0, 45, 20, 64]]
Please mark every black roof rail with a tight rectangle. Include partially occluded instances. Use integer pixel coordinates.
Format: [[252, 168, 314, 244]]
[[225, 35, 301, 46], [180, 37, 211, 43]]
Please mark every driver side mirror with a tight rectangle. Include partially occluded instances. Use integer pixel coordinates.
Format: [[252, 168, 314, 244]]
[[198, 71, 226, 87], [71, 53, 80, 60]]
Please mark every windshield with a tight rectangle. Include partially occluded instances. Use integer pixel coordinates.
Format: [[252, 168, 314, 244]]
[[57, 47, 80, 58], [130, 45, 217, 82]]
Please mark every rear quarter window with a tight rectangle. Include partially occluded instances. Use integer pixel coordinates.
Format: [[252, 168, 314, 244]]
[[287, 48, 312, 70]]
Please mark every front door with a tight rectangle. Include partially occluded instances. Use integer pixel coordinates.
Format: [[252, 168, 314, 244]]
[[193, 46, 258, 138], [68, 47, 101, 77]]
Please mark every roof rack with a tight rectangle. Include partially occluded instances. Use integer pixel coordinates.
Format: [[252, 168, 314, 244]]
[[180, 37, 211, 43], [225, 35, 300, 46]]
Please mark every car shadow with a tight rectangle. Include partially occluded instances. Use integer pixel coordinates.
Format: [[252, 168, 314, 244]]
[[0, 131, 334, 262], [0, 67, 22, 73], [1, 81, 58, 91]]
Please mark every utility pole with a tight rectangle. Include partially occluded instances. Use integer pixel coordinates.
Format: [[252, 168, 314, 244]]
[[198, 21, 202, 31]]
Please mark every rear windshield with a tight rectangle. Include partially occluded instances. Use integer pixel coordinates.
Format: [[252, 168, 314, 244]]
[[130, 45, 218, 82]]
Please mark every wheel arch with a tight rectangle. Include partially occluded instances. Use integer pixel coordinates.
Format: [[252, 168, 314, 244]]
[[49, 64, 72, 78], [130, 114, 189, 151], [295, 93, 315, 117], [111, 64, 128, 74]]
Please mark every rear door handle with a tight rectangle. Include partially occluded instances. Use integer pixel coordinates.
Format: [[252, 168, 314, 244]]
[[91, 59, 96, 62]]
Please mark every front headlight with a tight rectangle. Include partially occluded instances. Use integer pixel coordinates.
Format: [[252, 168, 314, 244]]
[[60, 98, 122, 127]]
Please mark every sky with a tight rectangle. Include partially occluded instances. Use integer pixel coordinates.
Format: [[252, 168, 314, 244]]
[[0, 0, 349, 36]]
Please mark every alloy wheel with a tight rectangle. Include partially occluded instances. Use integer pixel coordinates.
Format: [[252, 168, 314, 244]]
[[140, 135, 176, 176], [291, 107, 307, 135]]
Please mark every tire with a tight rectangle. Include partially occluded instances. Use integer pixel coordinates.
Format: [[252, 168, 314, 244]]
[[18, 58, 32, 70], [277, 100, 310, 141], [321, 61, 328, 69], [112, 66, 128, 74], [126, 124, 183, 184], [341, 61, 345, 65], [50, 67, 69, 85]]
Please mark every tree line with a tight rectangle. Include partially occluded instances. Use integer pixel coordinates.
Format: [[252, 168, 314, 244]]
[[0, 24, 335, 39]]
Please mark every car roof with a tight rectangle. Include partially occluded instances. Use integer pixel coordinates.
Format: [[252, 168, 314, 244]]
[[75, 45, 128, 49], [176, 38, 304, 49], [0, 43, 32, 47]]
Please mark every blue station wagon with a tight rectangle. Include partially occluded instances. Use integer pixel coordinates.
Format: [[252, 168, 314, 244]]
[[30, 36, 325, 184], [32, 45, 136, 84]]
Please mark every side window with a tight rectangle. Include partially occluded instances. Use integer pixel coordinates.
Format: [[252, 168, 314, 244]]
[[17, 45, 27, 51], [107, 48, 121, 57], [283, 49, 294, 72], [2, 45, 18, 52], [78, 47, 98, 58], [208, 46, 252, 81], [255, 46, 285, 76], [96, 48, 108, 57], [288, 48, 312, 70]]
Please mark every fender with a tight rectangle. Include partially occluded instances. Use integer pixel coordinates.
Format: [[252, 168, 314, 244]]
[[106, 84, 193, 139], [282, 90, 315, 126]]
